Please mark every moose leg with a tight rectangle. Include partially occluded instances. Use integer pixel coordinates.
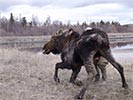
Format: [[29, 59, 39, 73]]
[[94, 63, 100, 82], [75, 52, 96, 99], [99, 64, 107, 81], [100, 48, 128, 88], [69, 66, 82, 86], [54, 62, 71, 83], [54, 62, 62, 83], [97, 57, 108, 81]]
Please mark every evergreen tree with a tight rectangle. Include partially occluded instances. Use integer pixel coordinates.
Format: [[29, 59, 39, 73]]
[[90, 22, 96, 27], [21, 17, 27, 27], [100, 20, 105, 25], [9, 13, 15, 25]]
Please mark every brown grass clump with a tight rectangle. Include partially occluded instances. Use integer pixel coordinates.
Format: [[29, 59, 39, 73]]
[[0, 48, 133, 100]]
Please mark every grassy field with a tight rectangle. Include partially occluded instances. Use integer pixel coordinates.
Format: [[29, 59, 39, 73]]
[[0, 48, 133, 100]]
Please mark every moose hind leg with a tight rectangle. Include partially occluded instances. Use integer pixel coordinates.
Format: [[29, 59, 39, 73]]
[[100, 66, 107, 81], [101, 49, 128, 88], [75, 52, 96, 99], [94, 64, 100, 82]]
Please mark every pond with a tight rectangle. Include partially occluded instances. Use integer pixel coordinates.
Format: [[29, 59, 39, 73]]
[[112, 44, 133, 60], [113, 44, 133, 50]]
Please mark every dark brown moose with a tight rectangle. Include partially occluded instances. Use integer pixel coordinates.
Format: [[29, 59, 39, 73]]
[[43, 28, 128, 99]]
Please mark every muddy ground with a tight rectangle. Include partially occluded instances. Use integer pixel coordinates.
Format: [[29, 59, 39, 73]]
[[0, 48, 133, 100]]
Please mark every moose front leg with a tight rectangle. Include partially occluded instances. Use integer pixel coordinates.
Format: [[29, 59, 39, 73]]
[[54, 62, 61, 83], [69, 66, 82, 86], [54, 62, 72, 83]]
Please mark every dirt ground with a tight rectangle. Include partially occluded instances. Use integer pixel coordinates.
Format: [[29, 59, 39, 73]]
[[0, 48, 133, 100]]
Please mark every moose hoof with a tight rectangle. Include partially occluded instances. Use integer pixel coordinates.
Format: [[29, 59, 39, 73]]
[[70, 79, 83, 86], [74, 80, 83, 86], [122, 83, 128, 89], [94, 78, 100, 83], [94, 75, 100, 82], [54, 77, 60, 83], [75, 94, 83, 100]]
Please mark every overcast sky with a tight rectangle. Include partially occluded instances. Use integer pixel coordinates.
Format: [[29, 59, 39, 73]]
[[0, 0, 133, 24]]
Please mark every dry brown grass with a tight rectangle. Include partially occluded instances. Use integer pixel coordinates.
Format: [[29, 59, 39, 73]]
[[0, 48, 133, 100]]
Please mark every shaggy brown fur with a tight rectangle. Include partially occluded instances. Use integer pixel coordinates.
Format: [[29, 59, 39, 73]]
[[43, 29, 106, 83], [43, 28, 128, 99]]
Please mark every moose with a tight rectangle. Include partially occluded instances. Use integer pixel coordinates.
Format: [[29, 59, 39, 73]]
[[43, 27, 128, 99], [43, 28, 107, 84]]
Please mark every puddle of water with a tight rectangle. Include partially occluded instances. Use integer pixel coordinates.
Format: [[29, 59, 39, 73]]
[[112, 44, 133, 60], [113, 44, 133, 50]]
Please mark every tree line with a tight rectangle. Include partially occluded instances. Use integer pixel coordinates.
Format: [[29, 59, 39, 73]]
[[0, 13, 133, 36]]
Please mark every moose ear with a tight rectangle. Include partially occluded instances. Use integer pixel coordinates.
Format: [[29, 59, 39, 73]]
[[56, 29, 63, 35], [58, 29, 63, 34], [52, 29, 63, 36]]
